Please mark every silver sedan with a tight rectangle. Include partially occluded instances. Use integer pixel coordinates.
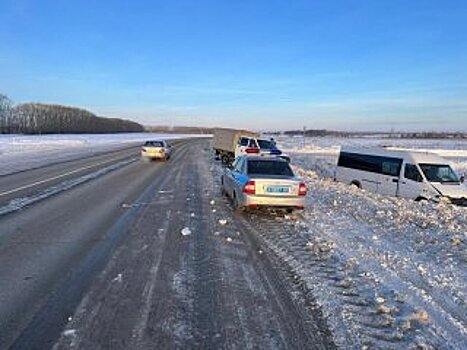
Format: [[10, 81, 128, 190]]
[[221, 156, 307, 211]]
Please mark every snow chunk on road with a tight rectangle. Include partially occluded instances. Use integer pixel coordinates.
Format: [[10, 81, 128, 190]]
[[181, 227, 192, 236], [63, 329, 77, 337], [112, 273, 123, 283], [218, 219, 228, 225]]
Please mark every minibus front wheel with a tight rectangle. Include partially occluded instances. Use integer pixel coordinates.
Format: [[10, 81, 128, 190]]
[[350, 181, 361, 189]]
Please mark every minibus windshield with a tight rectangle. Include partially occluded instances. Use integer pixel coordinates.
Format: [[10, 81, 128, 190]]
[[419, 164, 459, 184]]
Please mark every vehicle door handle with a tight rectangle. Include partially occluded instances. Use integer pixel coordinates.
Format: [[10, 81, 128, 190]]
[[392, 179, 399, 183]]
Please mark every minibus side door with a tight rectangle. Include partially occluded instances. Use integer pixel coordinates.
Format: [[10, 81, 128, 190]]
[[378, 158, 403, 196], [397, 163, 424, 199]]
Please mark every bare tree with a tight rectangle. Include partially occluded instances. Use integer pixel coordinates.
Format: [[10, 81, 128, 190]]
[[0, 94, 15, 133]]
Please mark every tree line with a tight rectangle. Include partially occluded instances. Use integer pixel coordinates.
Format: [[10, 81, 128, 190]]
[[283, 128, 467, 139], [0, 94, 144, 134], [284, 129, 350, 137], [145, 125, 215, 134]]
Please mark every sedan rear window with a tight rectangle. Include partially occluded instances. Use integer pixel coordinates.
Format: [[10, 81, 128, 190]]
[[144, 141, 164, 147], [257, 139, 274, 149], [247, 160, 294, 176]]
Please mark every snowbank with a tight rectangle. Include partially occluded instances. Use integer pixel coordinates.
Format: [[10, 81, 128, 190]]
[[290, 166, 466, 349], [247, 136, 467, 348]]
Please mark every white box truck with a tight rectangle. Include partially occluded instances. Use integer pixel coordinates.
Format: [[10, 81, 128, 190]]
[[212, 128, 259, 165]]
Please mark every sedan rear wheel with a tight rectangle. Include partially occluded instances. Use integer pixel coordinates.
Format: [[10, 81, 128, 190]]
[[220, 176, 227, 197], [232, 193, 244, 212], [221, 185, 227, 197]]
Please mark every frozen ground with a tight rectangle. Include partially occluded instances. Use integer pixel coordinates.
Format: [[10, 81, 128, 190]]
[[263, 136, 467, 348], [0, 133, 205, 176]]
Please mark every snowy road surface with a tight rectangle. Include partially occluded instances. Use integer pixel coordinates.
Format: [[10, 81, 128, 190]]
[[0, 138, 334, 350], [0, 136, 465, 349]]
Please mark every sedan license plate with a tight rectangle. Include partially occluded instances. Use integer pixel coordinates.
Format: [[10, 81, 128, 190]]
[[265, 186, 290, 193]]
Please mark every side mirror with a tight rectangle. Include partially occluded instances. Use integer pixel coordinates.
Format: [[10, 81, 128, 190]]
[[460, 175, 465, 184]]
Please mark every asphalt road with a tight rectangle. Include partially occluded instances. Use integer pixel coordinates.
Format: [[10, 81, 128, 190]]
[[0, 138, 335, 350]]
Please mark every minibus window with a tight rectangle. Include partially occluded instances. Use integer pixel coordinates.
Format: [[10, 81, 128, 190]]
[[381, 160, 402, 176], [338, 152, 379, 172], [404, 164, 423, 182], [419, 164, 459, 183], [338, 152, 402, 176]]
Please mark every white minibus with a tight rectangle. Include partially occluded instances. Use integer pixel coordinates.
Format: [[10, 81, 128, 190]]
[[335, 147, 467, 205]]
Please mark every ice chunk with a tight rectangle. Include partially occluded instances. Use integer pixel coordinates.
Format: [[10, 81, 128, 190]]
[[63, 329, 77, 337], [112, 273, 123, 283], [181, 227, 192, 236], [376, 297, 385, 304]]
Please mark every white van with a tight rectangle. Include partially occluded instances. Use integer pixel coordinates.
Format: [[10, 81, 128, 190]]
[[335, 147, 467, 205]]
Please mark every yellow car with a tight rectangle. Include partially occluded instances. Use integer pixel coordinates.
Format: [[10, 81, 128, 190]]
[[141, 140, 171, 161]]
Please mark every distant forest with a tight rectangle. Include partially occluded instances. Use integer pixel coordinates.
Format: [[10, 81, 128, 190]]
[[145, 126, 215, 134], [0, 94, 144, 134], [282, 129, 467, 139]]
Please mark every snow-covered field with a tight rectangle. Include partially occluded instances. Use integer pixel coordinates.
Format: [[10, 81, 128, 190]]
[[278, 135, 467, 178], [0, 133, 205, 176], [270, 136, 467, 348]]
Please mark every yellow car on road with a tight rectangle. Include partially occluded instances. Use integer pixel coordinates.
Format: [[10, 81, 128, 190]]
[[141, 140, 172, 161]]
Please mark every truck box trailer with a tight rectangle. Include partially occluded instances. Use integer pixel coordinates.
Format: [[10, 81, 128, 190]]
[[212, 128, 258, 164]]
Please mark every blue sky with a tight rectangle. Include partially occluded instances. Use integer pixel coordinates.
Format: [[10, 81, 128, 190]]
[[1, 0, 466, 131]]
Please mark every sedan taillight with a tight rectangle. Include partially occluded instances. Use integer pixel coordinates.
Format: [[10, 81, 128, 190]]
[[245, 148, 260, 154], [298, 182, 307, 196], [243, 180, 256, 195]]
